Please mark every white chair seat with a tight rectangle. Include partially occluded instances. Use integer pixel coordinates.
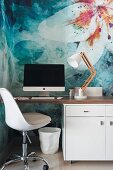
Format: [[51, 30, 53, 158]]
[[23, 112, 51, 130]]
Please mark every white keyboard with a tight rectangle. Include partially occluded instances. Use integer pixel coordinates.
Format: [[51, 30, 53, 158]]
[[31, 96, 55, 100]]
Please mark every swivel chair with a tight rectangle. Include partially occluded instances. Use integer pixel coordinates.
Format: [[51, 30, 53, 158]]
[[0, 88, 51, 170]]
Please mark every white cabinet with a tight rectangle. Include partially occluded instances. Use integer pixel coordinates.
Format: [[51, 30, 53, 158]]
[[63, 104, 113, 161]]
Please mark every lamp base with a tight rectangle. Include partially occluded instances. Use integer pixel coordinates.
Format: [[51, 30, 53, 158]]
[[74, 95, 87, 100]]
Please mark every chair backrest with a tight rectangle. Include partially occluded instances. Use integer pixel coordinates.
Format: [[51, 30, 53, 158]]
[[0, 88, 29, 131]]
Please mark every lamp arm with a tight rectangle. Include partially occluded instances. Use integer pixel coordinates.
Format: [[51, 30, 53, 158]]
[[80, 52, 96, 91], [81, 70, 96, 91]]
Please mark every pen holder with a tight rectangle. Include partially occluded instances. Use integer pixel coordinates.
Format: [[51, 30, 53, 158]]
[[69, 89, 74, 99]]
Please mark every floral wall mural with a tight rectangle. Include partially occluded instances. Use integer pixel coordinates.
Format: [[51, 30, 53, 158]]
[[0, 0, 113, 153], [38, 0, 113, 95]]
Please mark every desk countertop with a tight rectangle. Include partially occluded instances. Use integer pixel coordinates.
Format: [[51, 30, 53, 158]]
[[14, 96, 113, 104]]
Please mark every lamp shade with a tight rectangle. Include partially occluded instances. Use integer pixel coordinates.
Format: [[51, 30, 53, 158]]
[[67, 53, 81, 68]]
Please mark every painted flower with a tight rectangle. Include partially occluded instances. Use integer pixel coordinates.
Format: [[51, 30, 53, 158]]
[[38, 0, 113, 69]]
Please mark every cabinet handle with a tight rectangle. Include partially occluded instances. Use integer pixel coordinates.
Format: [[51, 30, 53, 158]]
[[110, 121, 113, 126], [84, 110, 90, 112], [100, 121, 104, 125]]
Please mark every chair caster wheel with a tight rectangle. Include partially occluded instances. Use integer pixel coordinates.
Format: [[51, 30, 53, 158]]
[[43, 164, 49, 170]]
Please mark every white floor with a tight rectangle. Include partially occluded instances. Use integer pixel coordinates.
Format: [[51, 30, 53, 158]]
[[2, 148, 113, 170]]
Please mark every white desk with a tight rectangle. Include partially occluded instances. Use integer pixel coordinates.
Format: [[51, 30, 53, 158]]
[[15, 96, 113, 161], [63, 103, 113, 161]]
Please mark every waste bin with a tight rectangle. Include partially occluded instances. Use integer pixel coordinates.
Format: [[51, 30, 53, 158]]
[[38, 127, 61, 154]]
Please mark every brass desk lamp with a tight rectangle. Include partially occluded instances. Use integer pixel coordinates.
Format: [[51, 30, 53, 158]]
[[68, 52, 96, 99]]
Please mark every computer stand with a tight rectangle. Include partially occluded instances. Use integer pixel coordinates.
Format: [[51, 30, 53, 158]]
[[38, 91, 50, 97]]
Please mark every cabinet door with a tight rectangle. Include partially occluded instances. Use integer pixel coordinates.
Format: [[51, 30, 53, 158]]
[[106, 117, 113, 160], [65, 117, 105, 160]]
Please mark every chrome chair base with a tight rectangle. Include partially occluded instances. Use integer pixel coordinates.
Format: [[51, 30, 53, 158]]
[[1, 152, 49, 170], [1, 131, 49, 170]]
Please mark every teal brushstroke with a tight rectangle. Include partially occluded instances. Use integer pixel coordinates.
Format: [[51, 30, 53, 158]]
[[0, 104, 8, 152], [13, 40, 44, 63]]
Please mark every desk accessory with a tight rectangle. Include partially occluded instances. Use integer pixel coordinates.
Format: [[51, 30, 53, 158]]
[[68, 52, 96, 99], [14, 97, 30, 100], [69, 89, 74, 99]]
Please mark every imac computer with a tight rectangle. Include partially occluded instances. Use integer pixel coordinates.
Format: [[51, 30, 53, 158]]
[[23, 64, 65, 98]]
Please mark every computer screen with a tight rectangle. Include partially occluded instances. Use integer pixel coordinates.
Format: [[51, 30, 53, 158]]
[[23, 64, 65, 92]]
